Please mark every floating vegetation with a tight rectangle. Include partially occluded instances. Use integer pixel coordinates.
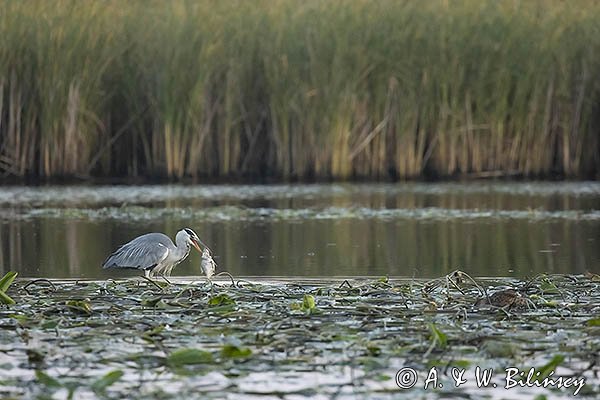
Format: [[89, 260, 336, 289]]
[[0, 272, 598, 398], [1, 182, 599, 208], [2, 205, 600, 223], [0, 271, 18, 305]]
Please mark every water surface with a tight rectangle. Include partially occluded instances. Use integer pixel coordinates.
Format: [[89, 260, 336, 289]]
[[0, 182, 598, 278]]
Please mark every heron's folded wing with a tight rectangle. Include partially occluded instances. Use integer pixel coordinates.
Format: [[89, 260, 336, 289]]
[[102, 241, 169, 270]]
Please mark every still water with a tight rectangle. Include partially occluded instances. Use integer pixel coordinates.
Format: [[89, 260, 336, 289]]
[[0, 182, 598, 278]]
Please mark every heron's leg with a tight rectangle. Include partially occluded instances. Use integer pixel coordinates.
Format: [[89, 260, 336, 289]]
[[140, 269, 166, 290], [155, 265, 172, 285], [153, 264, 166, 278]]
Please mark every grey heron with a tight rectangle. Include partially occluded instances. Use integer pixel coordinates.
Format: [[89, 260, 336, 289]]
[[102, 228, 207, 278]]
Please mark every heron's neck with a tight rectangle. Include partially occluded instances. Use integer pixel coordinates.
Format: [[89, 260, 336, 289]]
[[174, 234, 191, 260]]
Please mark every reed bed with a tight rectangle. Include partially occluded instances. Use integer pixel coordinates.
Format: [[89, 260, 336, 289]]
[[1, 0, 599, 180]]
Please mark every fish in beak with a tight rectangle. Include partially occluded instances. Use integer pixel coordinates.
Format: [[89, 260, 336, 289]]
[[201, 247, 217, 280]]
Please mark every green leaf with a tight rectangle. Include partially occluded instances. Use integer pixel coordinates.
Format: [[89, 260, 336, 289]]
[[453, 360, 471, 368], [35, 370, 61, 388], [536, 355, 564, 381], [40, 319, 60, 329], [428, 323, 448, 348], [373, 374, 392, 382], [291, 294, 320, 315], [0, 290, 15, 305], [91, 370, 124, 393], [586, 318, 600, 327], [0, 272, 18, 292], [167, 348, 213, 367], [221, 344, 252, 359], [65, 300, 92, 315], [540, 279, 560, 294], [9, 314, 29, 325], [142, 324, 165, 337], [302, 294, 316, 310], [208, 293, 235, 307], [141, 296, 164, 307]]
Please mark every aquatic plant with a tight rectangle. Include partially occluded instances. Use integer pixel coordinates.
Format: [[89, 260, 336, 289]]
[[0, 272, 598, 397], [0, 271, 17, 304]]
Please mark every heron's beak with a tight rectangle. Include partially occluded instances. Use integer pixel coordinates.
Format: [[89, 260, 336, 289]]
[[191, 239, 202, 253], [197, 238, 211, 253]]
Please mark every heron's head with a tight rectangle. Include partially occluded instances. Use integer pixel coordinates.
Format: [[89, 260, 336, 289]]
[[181, 228, 207, 253]]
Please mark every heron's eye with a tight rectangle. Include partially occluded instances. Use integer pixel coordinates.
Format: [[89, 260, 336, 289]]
[[184, 228, 194, 237]]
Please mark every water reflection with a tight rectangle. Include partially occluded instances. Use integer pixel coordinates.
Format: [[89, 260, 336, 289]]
[[0, 183, 598, 278]]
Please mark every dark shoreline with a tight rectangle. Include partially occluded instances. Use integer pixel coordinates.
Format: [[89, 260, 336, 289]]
[[0, 171, 591, 186]]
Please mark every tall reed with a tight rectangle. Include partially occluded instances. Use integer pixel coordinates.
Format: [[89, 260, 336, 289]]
[[0, 0, 598, 180]]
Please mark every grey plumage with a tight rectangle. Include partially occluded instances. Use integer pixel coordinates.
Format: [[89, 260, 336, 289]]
[[102, 228, 205, 277], [103, 233, 171, 270]]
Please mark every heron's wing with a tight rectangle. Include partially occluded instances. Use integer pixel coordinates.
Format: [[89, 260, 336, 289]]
[[102, 235, 170, 270]]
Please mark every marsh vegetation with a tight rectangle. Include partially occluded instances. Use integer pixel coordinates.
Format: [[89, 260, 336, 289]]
[[0, 273, 598, 398], [1, 0, 599, 181]]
